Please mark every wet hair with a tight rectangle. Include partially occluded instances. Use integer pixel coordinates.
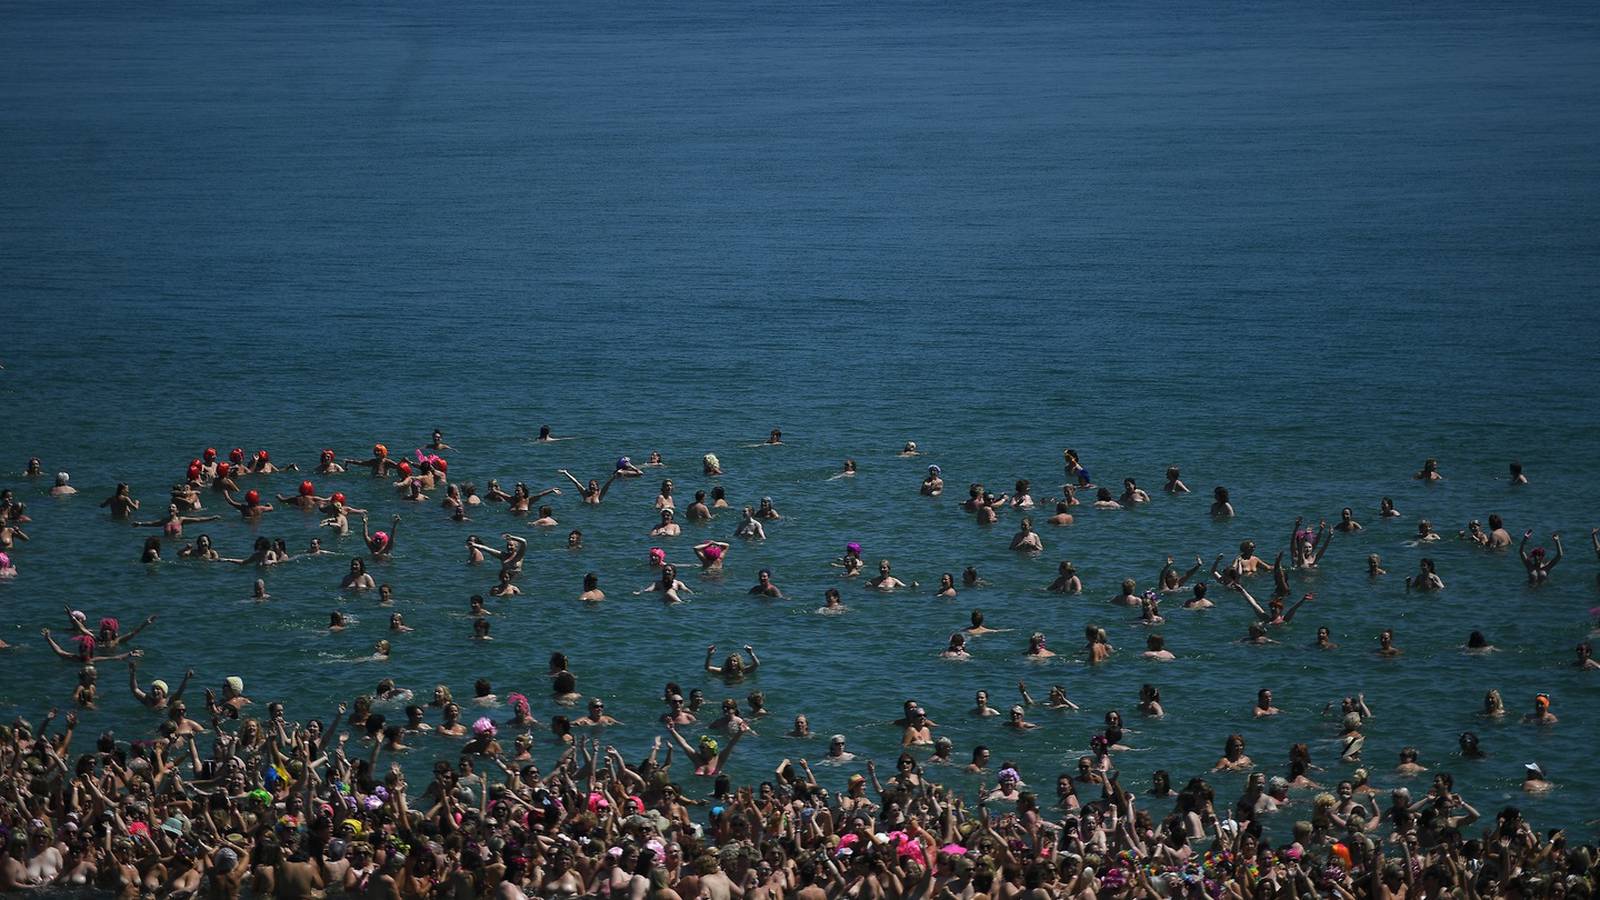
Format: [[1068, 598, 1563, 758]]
[[583, 573, 599, 590], [1214, 486, 1229, 501], [1146, 634, 1166, 651], [1467, 630, 1489, 649], [474, 678, 492, 697]]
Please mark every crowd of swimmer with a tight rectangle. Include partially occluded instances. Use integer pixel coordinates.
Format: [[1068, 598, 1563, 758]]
[[2, 434, 1600, 900]]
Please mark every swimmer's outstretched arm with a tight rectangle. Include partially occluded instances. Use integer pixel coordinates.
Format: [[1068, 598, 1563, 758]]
[[712, 723, 747, 774], [1311, 525, 1332, 566], [1549, 533, 1565, 570], [598, 473, 619, 501], [1017, 681, 1037, 706], [703, 645, 722, 674], [1280, 593, 1313, 623], [1228, 583, 1268, 620]]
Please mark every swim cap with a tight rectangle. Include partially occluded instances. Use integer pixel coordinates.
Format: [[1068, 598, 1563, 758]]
[[230, 449, 244, 463], [397, 461, 412, 476], [150, 679, 169, 693], [245, 490, 260, 506], [698, 735, 719, 754], [648, 548, 666, 563], [433, 458, 446, 472], [373, 444, 387, 457], [473, 717, 496, 736], [249, 789, 272, 805], [299, 481, 314, 496], [225, 676, 244, 694], [71, 610, 86, 622], [0, 552, 10, 568], [929, 465, 940, 475], [331, 491, 346, 504], [187, 462, 201, 480], [216, 462, 231, 477], [256, 450, 269, 462], [321, 449, 334, 460], [616, 456, 631, 470], [846, 542, 862, 555], [204, 448, 217, 461], [702, 544, 723, 560], [99, 617, 119, 634], [373, 531, 389, 547], [1535, 693, 1550, 710]]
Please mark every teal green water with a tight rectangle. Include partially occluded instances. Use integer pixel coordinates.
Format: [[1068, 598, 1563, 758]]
[[3, 0, 1600, 840]]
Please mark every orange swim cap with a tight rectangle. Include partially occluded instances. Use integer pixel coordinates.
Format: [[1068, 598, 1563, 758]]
[[373, 443, 388, 457], [1536, 693, 1550, 710], [397, 461, 412, 476]]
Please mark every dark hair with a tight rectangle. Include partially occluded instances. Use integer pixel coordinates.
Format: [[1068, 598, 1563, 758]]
[[1467, 630, 1489, 649]]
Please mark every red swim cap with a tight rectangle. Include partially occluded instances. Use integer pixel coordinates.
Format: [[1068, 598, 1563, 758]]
[[434, 458, 447, 472], [204, 448, 217, 461], [321, 448, 334, 460], [331, 492, 346, 505], [373, 443, 388, 457], [397, 461, 412, 476], [230, 448, 244, 462], [245, 489, 260, 506], [187, 462, 202, 480], [299, 480, 314, 496], [257, 450, 269, 461], [217, 462, 231, 477]]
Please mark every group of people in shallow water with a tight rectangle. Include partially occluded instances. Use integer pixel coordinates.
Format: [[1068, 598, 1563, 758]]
[[2, 436, 1599, 900]]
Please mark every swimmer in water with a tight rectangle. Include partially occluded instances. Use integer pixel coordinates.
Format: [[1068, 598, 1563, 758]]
[[344, 444, 401, 476], [693, 541, 729, 571], [1405, 558, 1444, 592], [314, 448, 344, 474], [1518, 531, 1563, 584], [818, 587, 846, 614], [557, 469, 616, 504], [748, 569, 784, 598], [1045, 500, 1073, 526], [51, 471, 77, 496], [1376, 628, 1402, 657], [99, 483, 140, 518], [935, 573, 958, 597], [1210, 486, 1234, 517], [1289, 518, 1333, 568], [867, 559, 914, 591], [941, 632, 971, 660], [705, 644, 760, 681], [649, 508, 680, 537], [1415, 458, 1443, 481], [276, 480, 328, 511], [221, 489, 272, 519], [468, 533, 528, 575], [898, 442, 920, 457], [362, 513, 401, 559], [701, 453, 722, 476], [1040, 560, 1083, 596], [1379, 496, 1401, 518], [1367, 553, 1386, 577], [963, 610, 1006, 635], [1163, 466, 1189, 493], [1009, 517, 1043, 552], [577, 572, 605, 602], [920, 465, 943, 496], [831, 541, 863, 576], [1120, 478, 1150, 504], [734, 506, 767, 539], [1335, 507, 1362, 532], [1521, 693, 1557, 725], [1158, 555, 1205, 591], [1024, 631, 1054, 659], [639, 565, 693, 603]]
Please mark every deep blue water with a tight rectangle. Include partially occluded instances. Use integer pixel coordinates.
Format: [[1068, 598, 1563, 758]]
[[3, 0, 1600, 838]]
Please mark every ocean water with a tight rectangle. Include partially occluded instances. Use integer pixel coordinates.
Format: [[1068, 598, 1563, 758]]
[[3, 0, 1600, 839]]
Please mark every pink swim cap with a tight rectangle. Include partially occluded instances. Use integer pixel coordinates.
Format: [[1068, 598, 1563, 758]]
[[0, 552, 10, 568], [472, 717, 496, 736], [373, 531, 390, 547], [649, 548, 666, 563], [702, 544, 723, 560]]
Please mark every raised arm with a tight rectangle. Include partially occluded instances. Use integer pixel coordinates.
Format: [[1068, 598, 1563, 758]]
[[1548, 533, 1564, 569], [1312, 523, 1333, 564], [1280, 593, 1313, 623], [704, 645, 722, 675], [1017, 681, 1036, 707], [557, 469, 586, 491], [1177, 556, 1204, 586], [597, 473, 620, 501], [744, 645, 760, 671]]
